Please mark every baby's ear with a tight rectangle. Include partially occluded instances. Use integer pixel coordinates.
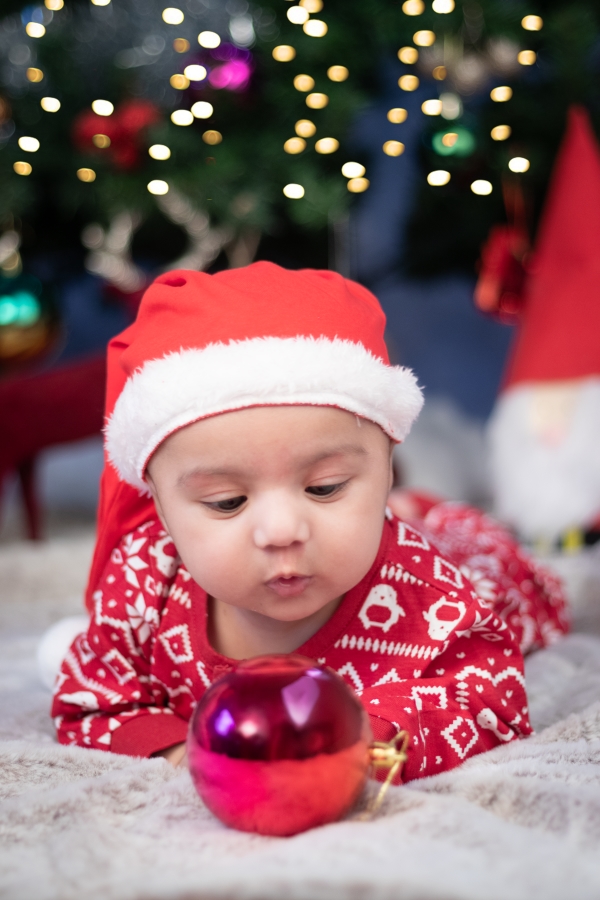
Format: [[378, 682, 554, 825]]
[[144, 472, 170, 533]]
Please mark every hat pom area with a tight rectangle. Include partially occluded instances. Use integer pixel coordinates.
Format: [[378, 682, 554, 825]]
[[105, 336, 424, 489]]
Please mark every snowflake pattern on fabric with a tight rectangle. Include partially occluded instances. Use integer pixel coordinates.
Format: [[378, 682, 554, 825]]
[[52, 506, 569, 783]]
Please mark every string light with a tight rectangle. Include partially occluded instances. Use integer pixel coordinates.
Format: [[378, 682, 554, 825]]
[[427, 169, 450, 185], [387, 107, 407, 123], [18, 137, 40, 152], [162, 7, 184, 24], [508, 156, 530, 172], [442, 133, 457, 146], [315, 137, 339, 153], [306, 92, 328, 108], [77, 168, 96, 182], [92, 134, 111, 148], [518, 50, 536, 65], [295, 119, 316, 137], [433, 66, 446, 80], [283, 183, 305, 198], [491, 124, 511, 140], [45, 0, 64, 8], [402, 0, 424, 14], [490, 86, 512, 102], [170, 74, 190, 89], [287, 6, 309, 24], [422, 99, 442, 115], [149, 144, 171, 160], [383, 140, 405, 156], [26, 68, 44, 83], [192, 101, 213, 118], [40, 97, 60, 112], [171, 109, 194, 125], [327, 66, 349, 81], [173, 38, 190, 52], [294, 74, 315, 91], [184, 65, 207, 81], [13, 162, 32, 176], [413, 30, 435, 46], [273, 45, 296, 61], [341, 162, 365, 178], [398, 75, 419, 91], [203, 130, 222, 144], [471, 179, 492, 195], [91, 0, 111, 5], [284, 137, 306, 153], [347, 177, 369, 192], [198, 31, 221, 48], [521, 15, 542, 30], [92, 100, 114, 116], [300, 0, 323, 10], [398, 47, 418, 64], [25, 23, 45, 38], [303, 20, 327, 36], [147, 180, 169, 195], [440, 92, 461, 118], [432, 0, 454, 11], [432, 127, 475, 156]]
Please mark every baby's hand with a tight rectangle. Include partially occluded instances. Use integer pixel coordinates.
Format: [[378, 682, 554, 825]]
[[153, 742, 188, 767]]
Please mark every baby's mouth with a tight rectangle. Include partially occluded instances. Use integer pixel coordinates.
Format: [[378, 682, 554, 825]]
[[265, 574, 313, 598]]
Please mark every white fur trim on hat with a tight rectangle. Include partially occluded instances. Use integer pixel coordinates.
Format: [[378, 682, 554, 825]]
[[105, 336, 424, 489]]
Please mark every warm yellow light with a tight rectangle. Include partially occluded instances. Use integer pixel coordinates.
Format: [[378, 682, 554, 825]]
[[203, 130, 222, 145], [147, 179, 169, 195], [77, 168, 96, 182], [149, 144, 171, 160], [327, 65, 348, 82], [294, 74, 315, 92], [18, 136, 40, 152], [441, 132, 458, 147], [26, 68, 43, 83], [306, 92, 328, 108], [13, 161, 32, 176], [402, 0, 424, 14], [432, 0, 454, 11], [184, 64, 207, 81], [433, 65, 446, 80], [383, 140, 405, 157], [173, 38, 190, 52], [398, 75, 419, 91], [509, 156, 530, 173], [471, 179, 492, 195], [191, 100, 213, 119], [414, 30, 435, 46], [198, 31, 221, 48], [521, 15, 542, 31], [284, 137, 306, 154], [427, 169, 450, 185], [518, 50, 536, 65], [283, 183, 305, 199], [45, 0, 64, 8], [490, 86, 512, 102], [315, 137, 339, 154], [272, 45, 296, 61], [162, 7, 184, 24], [171, 109, 194, 126], [25, 22, 45, 37], [92, 134, 111, 148], [170, 74, 190, 89], [422, 99, 442, 115], [398, 46, 418, 64], [91, 0, 111, 5], [491, 124, 511, 141], [387, 107, 408, 123], [295, 119, 316, 137], [300, 0, 323, 9], [40, 97, 60, 112], [92, 99, 114, 116], [303, 19, 327, 36], [287, 6, 309, 24], [341, 161, 365, 178], [347, 177, 369, 193]]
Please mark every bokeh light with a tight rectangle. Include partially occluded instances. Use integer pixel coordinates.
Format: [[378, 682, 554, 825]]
[[294, 74, 315, 92], [295, 119, 316, 137], [162, 7, 184, 24], [306, 92, 328, 108], [171, 109, 194, 125], [398, 47, 418, 64], [92, 134, 111, 148], [327, 66, 349, 81], [341, 162, 365, 178], [173, 38, 190, 52], [0, 292, 40, 327], [149, 144, 171, 160], [521, 15, 543, 30], [427, 169, 450, 185], [518, 50, 536, 65], [433, 65, 446, 80], [26, 68, 44, 83], [491, 124, 511, 140], [490, 86, 512, 102], [387, 107, 408, 123], [283, 183, 305, 198], [184, 65, 207, 81], [25, 23, 45, 37], [40, 97, 60, 112], [77, 168, 96, 182], [432, 127, 475, 156], [18, 137, 40, 152], [315, 137, 339, 154], [191, 101, 213, 118], [413, 30, 435, 46], [508, 156, 530, 172], [471, 179, 493, 195], [272, 45, 296, 62], [13, 162, 32, 176], [432, 0, 454, 11], [287, 6, 309, 24], [203, 130, 222, 144], [383, 140, 405, 156], [303, 20, 328, 37], [300, 0, 323, 10], [198, 31, 221, 48], [422, 99, 442, 115], [45, 0, 64, 9], [284, 137, 306, 154], [170, 74, 190, 89], [92, 99, 114, 116], [148, 180, 169, 195], [347, 177, 369, 193], [402, 0, 424, 14], [398, 75, 419, 91]]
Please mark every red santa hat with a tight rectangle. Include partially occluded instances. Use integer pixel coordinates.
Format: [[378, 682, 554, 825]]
[[504, 106, 600, 388], [86, 262, 423, 608]]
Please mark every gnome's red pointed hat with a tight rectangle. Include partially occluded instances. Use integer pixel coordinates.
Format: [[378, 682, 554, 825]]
[[504, 106, 600, 388]]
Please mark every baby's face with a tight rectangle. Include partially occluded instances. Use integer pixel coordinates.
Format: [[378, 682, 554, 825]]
[[146, 406, 392, 624]]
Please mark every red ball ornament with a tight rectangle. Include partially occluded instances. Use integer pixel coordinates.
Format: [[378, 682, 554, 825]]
[[188, 654, 372, 836]]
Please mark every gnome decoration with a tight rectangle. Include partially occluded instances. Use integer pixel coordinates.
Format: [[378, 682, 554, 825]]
[[487, 107, 600, 627]]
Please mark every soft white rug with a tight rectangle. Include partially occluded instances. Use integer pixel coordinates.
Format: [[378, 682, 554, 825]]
[[1, 533, 600, 900]]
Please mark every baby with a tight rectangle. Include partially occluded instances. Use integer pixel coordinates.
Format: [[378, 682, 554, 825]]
[[52, 263, 568, 780]]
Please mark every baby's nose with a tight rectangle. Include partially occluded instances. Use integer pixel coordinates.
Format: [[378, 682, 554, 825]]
[[252, 498, 310, 549]]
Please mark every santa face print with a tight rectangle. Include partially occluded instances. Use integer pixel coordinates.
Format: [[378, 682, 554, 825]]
[[146, 406, 393, 656]]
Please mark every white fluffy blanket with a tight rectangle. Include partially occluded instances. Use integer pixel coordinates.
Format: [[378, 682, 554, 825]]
[[1, 535, 600, 900]]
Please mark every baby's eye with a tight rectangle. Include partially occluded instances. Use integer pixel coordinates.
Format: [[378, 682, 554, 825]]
[[204, 496, 247, 512], [306, 483, 345, 498]]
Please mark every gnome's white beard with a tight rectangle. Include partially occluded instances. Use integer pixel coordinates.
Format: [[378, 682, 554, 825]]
[[488, 377, 600, 541]]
